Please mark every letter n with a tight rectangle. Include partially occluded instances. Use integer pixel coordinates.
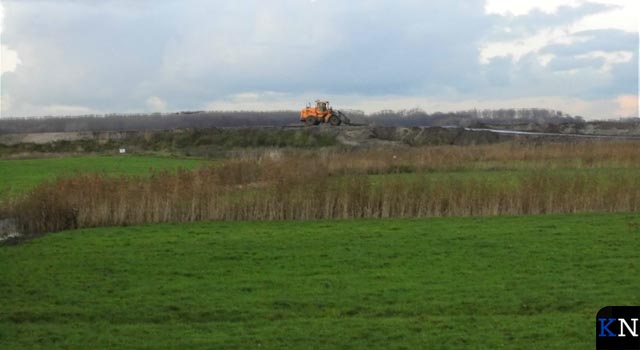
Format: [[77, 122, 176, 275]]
[[618, 318, 638, 337]]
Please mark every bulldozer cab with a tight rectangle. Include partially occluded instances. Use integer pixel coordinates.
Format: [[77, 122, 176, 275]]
[[316, 100, 329, 113]]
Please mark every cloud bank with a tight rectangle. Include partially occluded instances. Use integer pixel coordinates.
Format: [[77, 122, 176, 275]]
[[0, 0, 637, 118]]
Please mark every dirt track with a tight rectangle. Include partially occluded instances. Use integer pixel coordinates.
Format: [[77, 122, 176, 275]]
[[305, 125, 640, 147]]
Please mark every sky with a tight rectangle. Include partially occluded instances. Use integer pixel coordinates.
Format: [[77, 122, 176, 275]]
[[0, 0, 638, 119]]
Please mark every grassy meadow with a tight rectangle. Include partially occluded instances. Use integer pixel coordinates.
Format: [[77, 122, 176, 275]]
[[0, 155, 206, 201], [1, 140, 639, 349], [1, 213, 639, 349]]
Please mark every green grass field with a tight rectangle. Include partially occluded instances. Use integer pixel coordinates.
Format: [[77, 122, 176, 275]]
[[0, 155, 205, 200], [2, 213, 638, 349]]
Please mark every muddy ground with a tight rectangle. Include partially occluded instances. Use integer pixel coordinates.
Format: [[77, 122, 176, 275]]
[[2, 125, 640, 161], [2, 125, 639, 149]]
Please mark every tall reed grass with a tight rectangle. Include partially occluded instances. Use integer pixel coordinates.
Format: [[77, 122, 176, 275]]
[[232, 141, 640, 174], [10, 142, 640, 236]]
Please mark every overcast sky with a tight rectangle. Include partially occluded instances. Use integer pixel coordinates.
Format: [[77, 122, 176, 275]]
[[0, 0, 638, 119]]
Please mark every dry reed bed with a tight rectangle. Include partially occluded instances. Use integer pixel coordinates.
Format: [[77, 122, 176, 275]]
[[233, 141, 640, 174], [10, 144, 640, 235]]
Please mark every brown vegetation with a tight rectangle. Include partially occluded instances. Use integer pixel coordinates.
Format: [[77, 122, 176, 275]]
[[240, 141, 640, 174], [8, 141, 640, 235]]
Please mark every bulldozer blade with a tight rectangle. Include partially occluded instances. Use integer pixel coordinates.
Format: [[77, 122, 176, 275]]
[[337, 111, 353, 125]]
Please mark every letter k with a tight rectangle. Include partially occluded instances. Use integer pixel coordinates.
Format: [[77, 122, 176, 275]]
[[599, 318, 617, 337]]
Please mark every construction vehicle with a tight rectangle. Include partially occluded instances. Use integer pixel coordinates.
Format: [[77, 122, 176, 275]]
[[300, 100, 352, 126]]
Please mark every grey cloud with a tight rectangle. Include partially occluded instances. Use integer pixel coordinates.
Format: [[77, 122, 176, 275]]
[[539, 29, 638, 97], [0, 0, 637, 117], [600, 50, 638, 97], [542, 29, 638, 56], [2, 1, 177, 111], [151, 0, 492, 99], [483, 56, 513, 86], [547, 56, 605, 71], [489, 2, 615, 40], [464, 48, 629, 102]]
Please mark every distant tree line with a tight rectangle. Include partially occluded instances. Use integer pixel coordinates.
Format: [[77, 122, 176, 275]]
[[1, 108, 632, 134], [0, 111, 298, 134], [364, 108, 585, 127]]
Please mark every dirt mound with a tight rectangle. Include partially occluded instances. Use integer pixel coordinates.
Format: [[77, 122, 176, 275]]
[[2, 125, 637, 158], [370, 126, 504, 146]]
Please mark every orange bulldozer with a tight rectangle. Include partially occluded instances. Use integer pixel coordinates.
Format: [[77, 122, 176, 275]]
[[300, 100, 352, 126]]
